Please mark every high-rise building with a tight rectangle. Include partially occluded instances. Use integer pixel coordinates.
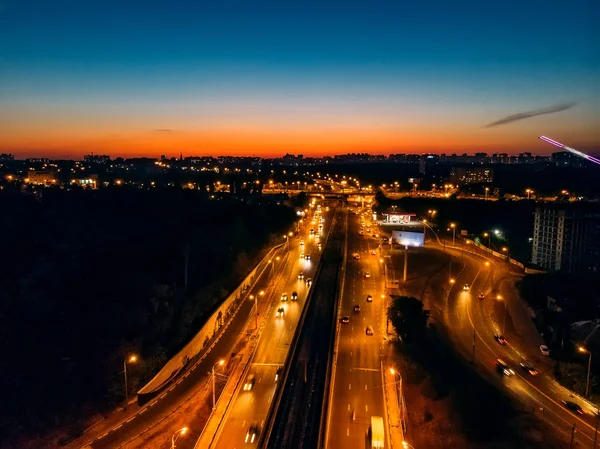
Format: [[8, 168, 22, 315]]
[[531, 204, 600, 273]]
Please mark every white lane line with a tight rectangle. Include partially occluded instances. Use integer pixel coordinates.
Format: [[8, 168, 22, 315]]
[[365, 384, 368, 390], [113, 424, 123, 430], [242, 420, 246, 428], [348, 404, 351, 411], [347, 428, 350, 436], [366, 405, 369, 411], [349, 384, 352, 390]]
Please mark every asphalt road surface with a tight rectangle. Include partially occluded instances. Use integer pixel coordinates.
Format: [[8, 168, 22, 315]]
[[438, 239, 600, 447], [213, 205, 335, 449], [88, 214, 322, 449], [326, 208, 388, 449], [266, 206, 346, 449]]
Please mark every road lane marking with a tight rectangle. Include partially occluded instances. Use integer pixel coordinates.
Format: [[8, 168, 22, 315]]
[[366, 405, 368, 411], [365, 384, 368, 390], [349, 384, 352, 390], [347, 428, 350, 436]]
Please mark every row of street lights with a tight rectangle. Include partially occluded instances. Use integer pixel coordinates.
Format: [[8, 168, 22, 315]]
[[389, 368, 416, 449]]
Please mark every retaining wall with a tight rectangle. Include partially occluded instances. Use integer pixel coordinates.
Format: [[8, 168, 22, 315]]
[[137, 244, 283, 403]]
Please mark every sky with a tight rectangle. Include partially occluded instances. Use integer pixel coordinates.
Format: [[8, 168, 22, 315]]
[[1, 0, 599, 158]]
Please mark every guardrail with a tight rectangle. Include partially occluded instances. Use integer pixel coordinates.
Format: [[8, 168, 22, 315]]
[[258, 209, 340, 448]]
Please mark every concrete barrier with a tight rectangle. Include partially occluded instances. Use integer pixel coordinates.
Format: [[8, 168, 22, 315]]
[[137, 244, 284, 403]]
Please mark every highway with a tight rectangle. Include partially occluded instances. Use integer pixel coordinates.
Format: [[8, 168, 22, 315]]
[[438, 239, 600, 447], [212, 204, 335, 449], [326, 208, 388, 449], [85, 215, 320, 449], [266, 205, 346, 449]]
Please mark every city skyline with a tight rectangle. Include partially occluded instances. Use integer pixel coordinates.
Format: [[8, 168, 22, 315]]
[[1, 0, 599, 158]]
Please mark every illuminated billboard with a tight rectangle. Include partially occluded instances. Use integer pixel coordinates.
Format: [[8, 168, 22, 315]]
[[392, 230, 424, 247]]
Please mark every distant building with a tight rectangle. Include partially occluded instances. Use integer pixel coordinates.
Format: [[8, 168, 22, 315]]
[[25, 170, 56, 185], [83, 154, 110, 164], [450, 167, 494, 185], [531, 204, 600, 273], [72, 174, 99, 189], [0, 153, 14, 161], [25, 158, 49, 164]]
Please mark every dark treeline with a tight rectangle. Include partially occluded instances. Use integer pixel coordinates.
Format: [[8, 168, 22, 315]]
[[0, 186, 295, 442], [375, 192, 535, 261]]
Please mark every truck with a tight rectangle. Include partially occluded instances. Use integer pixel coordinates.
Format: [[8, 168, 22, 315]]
[[370, 416, 384, 448]]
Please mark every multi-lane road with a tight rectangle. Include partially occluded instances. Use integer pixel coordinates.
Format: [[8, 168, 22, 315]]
[[212, 204, 336, 449], [326, 208, 388, 449], [440, 240, 600, 447]]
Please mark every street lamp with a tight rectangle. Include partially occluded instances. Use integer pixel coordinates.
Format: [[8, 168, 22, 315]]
[[123, 355, 137, 410], [171, 427, 188, 449], [390, 369, 405, 426], [212, 360, 225, 410], [402, 442, 416, 449], [485, 186, 490, 200], [450, 223, 456, 246], [579, 346, 592, 398], [526, 188, 533, 199], [497, 295, 507, 334], [483, 232, 491, 253]]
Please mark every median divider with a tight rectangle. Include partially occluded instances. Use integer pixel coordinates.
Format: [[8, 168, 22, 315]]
[[320, 207, 348, 448], [258, 209, 339, 448]]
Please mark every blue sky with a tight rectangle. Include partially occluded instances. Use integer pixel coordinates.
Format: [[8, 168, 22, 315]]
[[1, 0, 598, 157]]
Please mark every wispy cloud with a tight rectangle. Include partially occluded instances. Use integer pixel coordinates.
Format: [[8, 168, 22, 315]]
[[152, 129, 176, 134], [484, 102, 576, 128]]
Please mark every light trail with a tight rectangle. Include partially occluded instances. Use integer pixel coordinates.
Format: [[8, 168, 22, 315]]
[[539, 136, 600, 165]]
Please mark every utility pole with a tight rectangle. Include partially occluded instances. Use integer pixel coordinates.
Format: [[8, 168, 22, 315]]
[[594, 411, 599, 449], [570, 424, 576, 448]]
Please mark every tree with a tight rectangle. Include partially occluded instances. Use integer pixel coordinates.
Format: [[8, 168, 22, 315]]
[[388, 296, 430, 342]]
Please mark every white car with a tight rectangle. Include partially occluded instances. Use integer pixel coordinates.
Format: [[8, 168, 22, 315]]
[[540, 345, 550, 356], [300, 240, 304, 246], [244, 374, 256, 391], [364, 272, 371, 278]]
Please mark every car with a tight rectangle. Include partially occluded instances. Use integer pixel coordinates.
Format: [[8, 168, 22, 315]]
[[366, 326, 374, 335], [277, 307, 284, 317], [306, 278, 312, 287], [364, 272, 371, 278], [310, 228, 315, 234], [245, 423, 260, 443], [495, 359, 515, 376], [275, 367, 282, 382], [300, 240, 304, 246], [341, 316, 350, 324], [373, 233, 379, 238], [281, 293, 288, 301], [562, 400, 584, 415], [463, 284, 470, 291], [318, 243, 322, 250], [353, 304, 361, 312], [359, 231, 364, 236], [298, 273, 304, 280], [540, 345, 550, 356], [354, 253, 360, 260], [520, 362, 539, 376], [366, 295, 373, 302], [371, 250, 376, 255], [494, 334, 507, 345], [478, 293, 485, 300], [300, 253, 304, 259], [305, 254, 311, 260], [244, 374, 256, 391], [367, 228, 371, 233]]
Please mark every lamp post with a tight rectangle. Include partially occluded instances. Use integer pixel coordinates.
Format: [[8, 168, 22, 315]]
[[171, 427, 188, 449], [212, 360, 225, 410], [485, 187, 489, 200], [450, 223, 456, 246], [526, 188, 533, 199], [123, 355, 137, 410], [249, 295, 257, 329], [390, 369, 404, 425], [483, 232, 491, 253], [498, 295, 507, 334], [579, 346, 592, 398], [402, 442, 416, 449]]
